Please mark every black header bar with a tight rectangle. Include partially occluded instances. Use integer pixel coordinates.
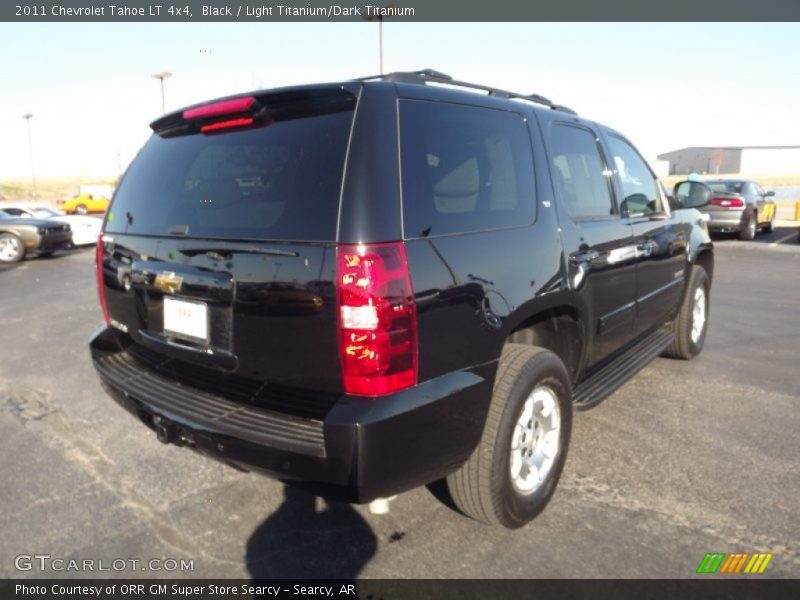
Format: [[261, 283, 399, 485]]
[[4, 0, 800, 22], [3, 579, 800, 600]]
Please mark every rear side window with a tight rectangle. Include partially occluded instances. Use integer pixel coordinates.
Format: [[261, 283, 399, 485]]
[[107, 93, 355, 241], [399, 100, 535, 238]]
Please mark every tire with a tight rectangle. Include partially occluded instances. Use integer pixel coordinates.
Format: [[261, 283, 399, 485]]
[[764, 208, 776, 233], [739, 212, 756, 240], [75, 204, 88, 215], [0, 233, 26, 263], [662, 265, 709, 360], [446, 344, 573, 528]]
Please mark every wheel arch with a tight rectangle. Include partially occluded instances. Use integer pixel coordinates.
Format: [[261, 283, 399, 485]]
[[694, 246, 714, 285], [504, 302, 587, 384]]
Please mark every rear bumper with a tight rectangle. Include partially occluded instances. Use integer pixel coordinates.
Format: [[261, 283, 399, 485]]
[[90, 326, 493, 502], [704, 209, 746, 232]]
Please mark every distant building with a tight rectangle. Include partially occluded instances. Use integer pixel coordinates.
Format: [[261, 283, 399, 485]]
[[657, 146, 800, 175], [648, 159, 670, 178]]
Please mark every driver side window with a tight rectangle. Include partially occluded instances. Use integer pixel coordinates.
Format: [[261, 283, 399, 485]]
[[607, 135, 662, 215]]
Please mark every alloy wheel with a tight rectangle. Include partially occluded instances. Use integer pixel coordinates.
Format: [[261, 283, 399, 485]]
[[510, 385, 561, 495], [0, 236, 22, 262], [691, 286, 707, 344]]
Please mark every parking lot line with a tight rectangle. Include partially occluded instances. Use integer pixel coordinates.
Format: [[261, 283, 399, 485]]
[[770, 231, 798, 247]]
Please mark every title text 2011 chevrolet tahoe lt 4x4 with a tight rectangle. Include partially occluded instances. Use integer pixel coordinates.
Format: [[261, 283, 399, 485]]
[[90, 70, 714, 528]]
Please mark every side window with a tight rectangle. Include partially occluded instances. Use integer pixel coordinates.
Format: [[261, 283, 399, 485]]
[[399, 100, 535, 237], [3, 208, 24, 216], [549, 124, 615, 220], [607, 135, 662, 215]]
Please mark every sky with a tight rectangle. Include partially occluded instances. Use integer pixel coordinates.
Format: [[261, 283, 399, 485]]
[[1, 22, 799, 179]]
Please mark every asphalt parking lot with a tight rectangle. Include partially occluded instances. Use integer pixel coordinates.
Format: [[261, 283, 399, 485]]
[[1, 230, 798, 579]]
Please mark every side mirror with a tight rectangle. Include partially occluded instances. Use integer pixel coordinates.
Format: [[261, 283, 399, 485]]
[[766, 190, 775, 197], [673, 180, 712, 209], [620, 193, 651, 216]]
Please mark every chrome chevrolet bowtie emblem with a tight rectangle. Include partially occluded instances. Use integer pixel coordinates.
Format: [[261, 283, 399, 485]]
[[154, 272, 183, 294]]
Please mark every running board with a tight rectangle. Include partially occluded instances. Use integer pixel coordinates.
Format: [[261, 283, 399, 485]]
[[573, 329, 674, 411]]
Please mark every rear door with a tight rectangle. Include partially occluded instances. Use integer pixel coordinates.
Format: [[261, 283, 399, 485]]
[[547, 121, 638, 366], [101, 86, 358, 393]]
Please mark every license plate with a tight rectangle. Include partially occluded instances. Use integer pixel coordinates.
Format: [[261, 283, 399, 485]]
[[163, 297, 208, 342]]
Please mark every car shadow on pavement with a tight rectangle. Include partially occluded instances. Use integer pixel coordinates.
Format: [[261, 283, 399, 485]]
[[711, 226, 800, 245], [0, 262, 22, 273], [0, 251, 73, 270], [245, 485, 377, 580]]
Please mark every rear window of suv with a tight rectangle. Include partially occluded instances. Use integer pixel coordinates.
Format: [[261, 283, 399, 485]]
[[106, 90, 356, 242], [399, 100, 536, 238]]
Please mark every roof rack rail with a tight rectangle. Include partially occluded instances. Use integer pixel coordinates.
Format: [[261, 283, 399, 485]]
[[355, 68, 577, 116]]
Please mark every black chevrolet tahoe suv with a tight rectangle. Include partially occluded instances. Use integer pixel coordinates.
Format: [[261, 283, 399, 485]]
[[90, 70, 714, 528]]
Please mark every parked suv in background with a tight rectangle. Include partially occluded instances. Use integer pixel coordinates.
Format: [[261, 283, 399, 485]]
[[90, 70, 714, 528]]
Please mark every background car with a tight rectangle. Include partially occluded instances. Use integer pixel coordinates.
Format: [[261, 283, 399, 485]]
[[0, 211, 72, 263], [56, 193, 110, 215], [701, 179, 777, 240], [0, 204, 100, 246]]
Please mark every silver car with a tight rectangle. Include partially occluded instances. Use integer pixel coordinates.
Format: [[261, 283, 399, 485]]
[[0, 204, 100, 246], [701, 179, 777, 240]]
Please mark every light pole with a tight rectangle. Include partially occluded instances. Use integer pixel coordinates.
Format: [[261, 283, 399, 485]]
[[22, 113, 36, 197], [152, 71, 172, 114], [377, 18, 384, 74], [363, 6, 396, 74]]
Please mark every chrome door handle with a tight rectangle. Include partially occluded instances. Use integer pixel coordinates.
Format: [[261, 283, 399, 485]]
[[569, 250, 599, 265], [636, 240, 658, 254]]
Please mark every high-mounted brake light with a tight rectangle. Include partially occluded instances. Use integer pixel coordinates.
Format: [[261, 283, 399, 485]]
[[200, 117, 254, 133], [710, 197, 744, 208], [96, 233, 110, 325], [336, 242, 418, 397], [183, 96, 256, 120]]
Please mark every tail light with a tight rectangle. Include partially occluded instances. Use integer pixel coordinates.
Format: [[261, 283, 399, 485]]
[[183, 96, 263, 134], [95, 233, 110, 325], [336, 242, 417, 396], [183, 96, 256, 120], [200, 117, 254, 134], [710, 197, 744, 208]]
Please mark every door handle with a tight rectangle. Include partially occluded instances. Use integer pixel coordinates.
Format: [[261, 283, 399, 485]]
[[636, 240, 658, 254], [569, 250, 599, 265]]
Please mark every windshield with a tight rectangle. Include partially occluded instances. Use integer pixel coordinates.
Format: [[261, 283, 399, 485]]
[[32, 208, 60, 218]]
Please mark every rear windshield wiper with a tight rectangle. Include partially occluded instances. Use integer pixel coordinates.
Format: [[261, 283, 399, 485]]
[[178, 246, 299, 259]]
